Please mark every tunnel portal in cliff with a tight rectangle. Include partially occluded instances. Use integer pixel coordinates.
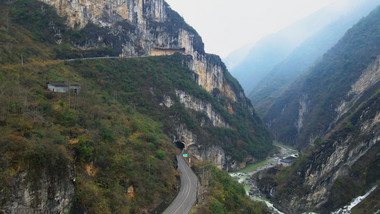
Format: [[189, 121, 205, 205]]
[[175, 141, 186, 150]]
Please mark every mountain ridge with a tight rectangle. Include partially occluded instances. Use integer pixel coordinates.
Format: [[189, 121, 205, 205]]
[[257, 6, 380, 213], [228, 0, 379, 94], [0, 0, 273, 213], [249, 0, 380, 116], [4, 0, 274, 170]]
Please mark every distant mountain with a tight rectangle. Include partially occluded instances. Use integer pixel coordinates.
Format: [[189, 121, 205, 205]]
[[264, 2, 380, 149], [228, 0, 378, 94], [223, 45, 251, 71], [250, 0, 380, 115], [258, 6, 380, 213]]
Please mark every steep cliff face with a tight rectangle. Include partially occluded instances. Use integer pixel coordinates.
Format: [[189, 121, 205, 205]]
[[39, 0, 238, 102], [175, 90, 231, 128], [249, 0, 380, 116], [264, 6, 380, 149], [0, 167, 75, 214], [336, 56, 380, 121], [35, 0, 269, 169], [41, 0, 166, 28], [1, 0, 273, 213], [258, 6, 380, 213], [259, 90, 380, 213]]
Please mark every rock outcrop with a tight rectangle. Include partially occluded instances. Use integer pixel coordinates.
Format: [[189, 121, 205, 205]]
[[264, 6, 380, 149], [39, 0, 238, 102], [1, 0, 275, 212], [187, 144, 250, 171], [35, 0, 272, 172], [0, 167, 75, 214], [174, 124, 250, 171], [258, 7, 380, 213], [37, 0, 271, 171], [260, 93, 380, 213], [175, 90, 231, 128], [336, 55, 380, 121]]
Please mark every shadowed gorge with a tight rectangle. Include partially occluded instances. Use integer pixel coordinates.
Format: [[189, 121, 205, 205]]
[[254, 5, 380, 214], [1, 0, 380, 213]]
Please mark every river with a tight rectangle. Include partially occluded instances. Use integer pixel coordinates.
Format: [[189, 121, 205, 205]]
[[229, 142, 298, 214]]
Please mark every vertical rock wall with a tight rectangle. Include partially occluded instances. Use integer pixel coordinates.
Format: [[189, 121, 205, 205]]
[[0, 168, 75, 214], [39, 0, 238, 101]]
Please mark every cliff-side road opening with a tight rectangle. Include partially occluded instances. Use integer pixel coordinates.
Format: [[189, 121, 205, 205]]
[[175, 141, 186, 151]]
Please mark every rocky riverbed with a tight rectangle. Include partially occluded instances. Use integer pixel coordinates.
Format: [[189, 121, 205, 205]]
[[229, 143, 298, 214]]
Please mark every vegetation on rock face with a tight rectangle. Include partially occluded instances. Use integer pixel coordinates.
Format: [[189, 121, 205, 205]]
[[0, 0, 272, 212], [264, 5, 380, 149], [249, 0, 380, 117], [154, 2, 205, 55], [0, 52, 180, 212], [191, 161, 270, 214], [256, 6, 380, 213], [3, 0, 272, 162], [258, 92, 380, 213]]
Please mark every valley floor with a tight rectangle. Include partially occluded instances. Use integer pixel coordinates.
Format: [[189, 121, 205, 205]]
[[230, 143, 298, 214]]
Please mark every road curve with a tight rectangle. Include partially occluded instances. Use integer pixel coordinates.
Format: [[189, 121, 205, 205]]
[[163, 155, 199, 214]]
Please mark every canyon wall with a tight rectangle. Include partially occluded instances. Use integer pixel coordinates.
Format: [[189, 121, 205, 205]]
[[39, 0, 239, 102]]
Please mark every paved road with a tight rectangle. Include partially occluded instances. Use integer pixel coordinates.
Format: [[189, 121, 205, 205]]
[[64, 55, 150, 61], [64, 56, 201, 213], [163, 155, 199, 214]]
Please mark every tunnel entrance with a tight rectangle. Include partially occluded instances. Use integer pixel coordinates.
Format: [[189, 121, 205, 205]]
[[175, 141, 186, 150]]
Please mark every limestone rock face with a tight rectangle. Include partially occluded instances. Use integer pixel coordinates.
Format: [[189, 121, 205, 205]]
[[160, 94, 174, 108], [0, 167, 75, 214], [336, 55, 380, 121], [175, 90, 231, 128], [259, 55, 380, 213], [38, 0, 265, 173], [269, 102, 380, 213], [39, 0, 238, 102], [173, 125, 229, 169], [40, 0, 166, 28], [258, 7, 380, 210], [175, 124, 198, 148], [189, 145, 226, 170], [173, 124, 250, 171]]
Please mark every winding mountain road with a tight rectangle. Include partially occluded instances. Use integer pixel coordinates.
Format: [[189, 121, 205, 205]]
[[163, 155, 199, 214], [64, 56, 200, 213], [64, 55, 148, 61]]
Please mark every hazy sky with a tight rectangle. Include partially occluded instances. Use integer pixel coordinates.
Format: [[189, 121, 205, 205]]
[[165, 0, 339, 58]]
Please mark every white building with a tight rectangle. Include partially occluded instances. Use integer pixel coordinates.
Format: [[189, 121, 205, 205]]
[[47, 82, 80, 94]]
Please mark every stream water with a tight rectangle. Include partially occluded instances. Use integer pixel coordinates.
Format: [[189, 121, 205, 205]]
[[331, 185, 378, 214], [230, 143, 378, 214], [229, 143, 298, 214]]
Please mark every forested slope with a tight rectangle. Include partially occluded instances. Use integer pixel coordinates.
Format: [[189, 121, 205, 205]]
[[0, 0, 271, 213], [265, 5, 380, 149], [257, 6, 380, 214], [249, 0, 380, 116]]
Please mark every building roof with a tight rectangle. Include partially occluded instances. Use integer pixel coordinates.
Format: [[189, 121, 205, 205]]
[[48, 82, 80, 87]]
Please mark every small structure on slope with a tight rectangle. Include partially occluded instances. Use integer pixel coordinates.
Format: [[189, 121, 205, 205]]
[[47, 82, 80, 94]]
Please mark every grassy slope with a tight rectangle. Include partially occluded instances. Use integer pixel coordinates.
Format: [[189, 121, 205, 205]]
[[0, 1, 271, 213], [3, 0, 273, 162], [0, 56, 181, 212]]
